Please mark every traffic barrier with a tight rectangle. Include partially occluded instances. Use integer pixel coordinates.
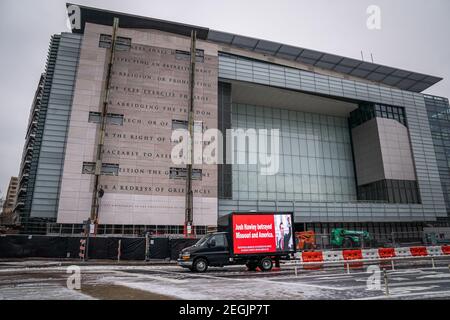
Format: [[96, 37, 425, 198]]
[[302, 251, 324, 262], [410, 246, 427, 257], [301, 251, 323, 270], [343, 249, 363, 260], [426, 246, 443, 256], [343, 249, 363, 269], [79, 239, 86, 260], [322, 250, 343, 262], [362, 249, 380, 260], [290, 245, 450, 272], [295, 245, 450, 272], [442, 245, 450, 255], [378, 248, 396, 259], [395, 247, 411, 257]]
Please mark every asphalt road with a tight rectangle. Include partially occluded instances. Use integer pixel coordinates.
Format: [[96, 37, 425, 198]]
[[1, 259, 450, 300]]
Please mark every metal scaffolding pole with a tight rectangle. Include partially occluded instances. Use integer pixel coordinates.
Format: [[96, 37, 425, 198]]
[[185, 30, 197, 237], [90, 17, 120, 229]]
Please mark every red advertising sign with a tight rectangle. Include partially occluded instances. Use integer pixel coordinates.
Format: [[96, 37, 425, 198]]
[[232, 213, 294, 255]]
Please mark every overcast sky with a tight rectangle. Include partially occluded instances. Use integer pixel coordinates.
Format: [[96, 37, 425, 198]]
[[0, 0, 449, 196]]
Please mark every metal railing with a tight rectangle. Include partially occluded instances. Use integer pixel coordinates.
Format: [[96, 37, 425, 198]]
[[0, 221, 208, 237], [285, 254, 450, 276], [299, 231, 436, 250]]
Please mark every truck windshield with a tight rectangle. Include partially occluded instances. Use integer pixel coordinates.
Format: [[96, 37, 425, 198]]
[[195, 235, 211, 247]]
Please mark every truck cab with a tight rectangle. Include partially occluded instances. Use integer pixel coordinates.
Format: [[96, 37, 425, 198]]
[[178, 232, 231, 272], [178, 212, 296, 273]]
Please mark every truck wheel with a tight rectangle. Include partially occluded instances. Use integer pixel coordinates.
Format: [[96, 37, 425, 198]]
[[259, 258, 273, 272], [193, 258, 208, 273], [246, 262, 258, 271]]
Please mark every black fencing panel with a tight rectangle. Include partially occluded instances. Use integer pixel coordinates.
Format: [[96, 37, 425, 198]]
[[0, 235, 195, 261], [120, 238, 145, 260], [88, 237, 118, 260], [148, 238, 170, 259], [0, 235, 68, 258], [32, 236, 68, 258], [169, 238, 197, 260], [0, 235, 27, 258]]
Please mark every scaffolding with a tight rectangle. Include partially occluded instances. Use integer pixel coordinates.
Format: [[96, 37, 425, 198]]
[[90, 17, 120, 231]]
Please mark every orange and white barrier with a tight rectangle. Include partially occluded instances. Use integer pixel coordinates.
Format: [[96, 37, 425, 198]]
[[296, 245, 450, 268], [361, 249, 379, 260], [79, 239, 87, 260]]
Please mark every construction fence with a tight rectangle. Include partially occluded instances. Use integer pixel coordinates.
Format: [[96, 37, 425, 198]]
[[0, 234, 198, 261]]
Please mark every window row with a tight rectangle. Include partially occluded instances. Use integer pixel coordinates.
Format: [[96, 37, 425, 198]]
[[350, 103, 407, 128], [169, 167, 203, 181], [88, 112, 124, 126], [232, 172, 357, 196], [232, 157, 355, 177], [171, 119, 204, 131], [82, 162, 119, 176], [233, 104, 348, 127], [99, 34, 132, 51], [231, 137, 353, 160], [175, 49, 205, 63], [231, 191, 357, 202], [357, 179, 420, 204], [231, 122, 352, 144]]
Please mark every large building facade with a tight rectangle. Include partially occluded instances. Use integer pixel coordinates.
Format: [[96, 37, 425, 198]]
[[14, 4, 450, 237]]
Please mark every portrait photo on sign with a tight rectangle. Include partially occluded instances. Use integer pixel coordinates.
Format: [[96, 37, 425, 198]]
[[274, 214, 293, 252]]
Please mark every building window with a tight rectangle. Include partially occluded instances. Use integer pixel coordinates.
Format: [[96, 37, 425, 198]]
[[99, 34, 132, 51], [107, 113, 124, 125], [88, 112, 124, 125], [88, 112, 101, 123], [350, 103, 406, 128], [82, 162, 96, 174], [82, 162, 119, 176], [357, 179, 420, 204], [99, 34, 111, 48], [171, 119, 203, 132], [169, 167, 202, 180], [175, 49, 204, 63], [172, 119, 188, 130], [115, 37, 132, 51], [101, 163, 120, 176]]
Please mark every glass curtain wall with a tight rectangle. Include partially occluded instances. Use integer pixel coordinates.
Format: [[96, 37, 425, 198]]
[[231, 103, 357, 202]]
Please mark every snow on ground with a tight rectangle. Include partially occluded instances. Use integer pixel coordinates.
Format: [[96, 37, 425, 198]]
[[98, 272, 309, 300], [2, 260, 450, 300], [0, 282, 94, 300]]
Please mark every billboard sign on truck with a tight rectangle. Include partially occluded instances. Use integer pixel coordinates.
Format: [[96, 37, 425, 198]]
[[232, 213, 294, 255]]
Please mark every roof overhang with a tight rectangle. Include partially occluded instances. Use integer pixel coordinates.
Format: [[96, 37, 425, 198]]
[[66, 3, 209, 39], [66, 3, 443, 93]]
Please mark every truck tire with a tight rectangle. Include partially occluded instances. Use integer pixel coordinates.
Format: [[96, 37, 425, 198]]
[[193, 258, 208, 273], [259, 257, 273, 272], [246, 262, 258, 271]]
